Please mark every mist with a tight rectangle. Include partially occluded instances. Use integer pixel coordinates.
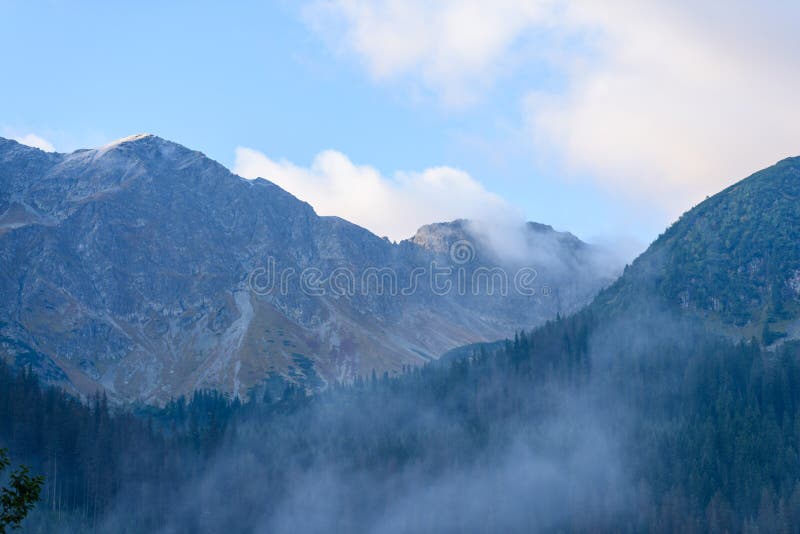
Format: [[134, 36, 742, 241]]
[[141, 390, 630, 533], [463, 217, 630, 276], [90, 307, 696, 534], [11, 287, 797, 533]]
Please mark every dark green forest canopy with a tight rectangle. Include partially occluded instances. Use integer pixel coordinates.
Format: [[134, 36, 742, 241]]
[[4, 312, 800, 532], [595, 156, 800, 333]]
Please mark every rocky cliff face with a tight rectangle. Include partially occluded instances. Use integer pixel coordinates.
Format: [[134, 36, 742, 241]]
[[0, 135, 617, 402]]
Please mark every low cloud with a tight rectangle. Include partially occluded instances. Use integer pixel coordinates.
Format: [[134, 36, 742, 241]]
[[234, 146, 517, 241]]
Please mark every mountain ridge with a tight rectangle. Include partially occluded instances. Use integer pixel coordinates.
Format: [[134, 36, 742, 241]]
[[591, 154, 800, 343], [0, 134, 616, 402]]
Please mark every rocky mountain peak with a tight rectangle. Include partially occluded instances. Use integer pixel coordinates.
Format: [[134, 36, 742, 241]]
[[102, 133, 157, 146], [409, 219, 472, 254], [0, 134, 618, 402]]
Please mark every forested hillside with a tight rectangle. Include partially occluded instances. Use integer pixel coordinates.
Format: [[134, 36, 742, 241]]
[[595, 156, 800, 341], [5, 311, 800, 532]]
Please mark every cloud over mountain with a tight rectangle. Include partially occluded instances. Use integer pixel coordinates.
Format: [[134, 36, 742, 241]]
[[14, 133, 55, 152], [307, 0, 800, 217], [234, 146, 515, 241]]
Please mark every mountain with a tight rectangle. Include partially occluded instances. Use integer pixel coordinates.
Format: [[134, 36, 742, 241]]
[[594, 155, 800, 343], [4, 143, 800, 533], [0, 135, 616, 402]]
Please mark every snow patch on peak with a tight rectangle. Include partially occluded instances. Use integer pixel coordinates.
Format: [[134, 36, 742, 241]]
[[93, 133, 181, 160], [102, 134, 156, 149]]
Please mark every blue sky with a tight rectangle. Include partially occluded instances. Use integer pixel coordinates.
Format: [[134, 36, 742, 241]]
[[3, 1, 799, 253]]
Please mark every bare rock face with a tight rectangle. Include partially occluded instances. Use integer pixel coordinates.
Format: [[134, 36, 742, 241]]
[[0, 135, 617, 402]]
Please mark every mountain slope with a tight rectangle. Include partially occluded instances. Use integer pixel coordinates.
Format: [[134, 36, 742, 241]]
[[0, 135, 615, 402], [594, 155, 800, 342]]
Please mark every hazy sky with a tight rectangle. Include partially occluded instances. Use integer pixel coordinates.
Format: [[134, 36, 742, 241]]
[[2, 1, 799, 249]]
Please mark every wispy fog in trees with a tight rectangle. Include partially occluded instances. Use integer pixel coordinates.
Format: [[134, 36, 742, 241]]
[[4, 304, 800, 532]]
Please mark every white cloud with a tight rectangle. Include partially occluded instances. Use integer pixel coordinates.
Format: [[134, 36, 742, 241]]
[[234, 147, 517, 241], [304, 0, 555, 106], [305, 0, 800, 216], [11, 133, 56, 152], [528, 1, 800, 212]]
